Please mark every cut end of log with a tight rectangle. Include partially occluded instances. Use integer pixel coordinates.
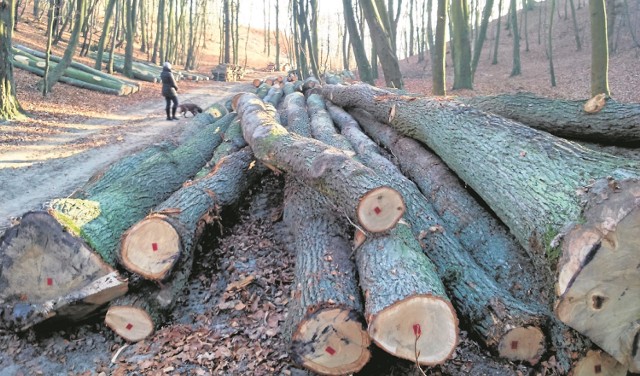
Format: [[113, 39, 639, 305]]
[[105, 306, 154, 343], [231, 92, 245, 112], [583, 93, 606, 114], [497, 326, 545, 365], [572, 350, 628, 376], [353, 229, 366, 250], [120, 216, 181, 280], [556, 179, 640, 368], [368, 295, 458, 365], [92, 76, 102, 82], [357, 186, 405, 233], [291, 307, 371, 375], [252, 78, 263, 88]]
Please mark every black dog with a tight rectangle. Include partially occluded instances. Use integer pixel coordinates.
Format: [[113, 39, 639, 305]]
[[177, 103, 203, 117]]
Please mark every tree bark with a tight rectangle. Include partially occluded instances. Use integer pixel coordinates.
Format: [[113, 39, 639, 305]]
[[235, 93, 405, 234], [281, 94, 370, 374], [589, 0, 610, 96], [463, 92, 640, 146], [342, 0, 373, 84], [451, 0, 473, 89], [0, 211, 127, 331], [322, 83, 640, 370], [359, 0, 403, 89], [325, 100, 548, 365], [305, 95, 458, 366], [432, 0, 447, 95]]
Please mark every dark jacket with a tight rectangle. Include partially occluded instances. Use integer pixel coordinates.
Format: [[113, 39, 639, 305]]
[[161, 67, 178, 97]]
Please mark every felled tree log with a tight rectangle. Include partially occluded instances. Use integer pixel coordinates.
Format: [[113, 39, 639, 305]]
[[325, 101, 548, 365], [12, 59, 125, 96], [0, 212, 127, 331], [322, 83, 640, 370], [279, 92, 370, 374], [119, 139, 264, 281], [303, 95, 459, 365], [346, 108, 547, 300], [572, 349, 628, 376], [14, 44, 141, 92], [284, 183, 371, 375], [194, 116, 246, 180], [48, 109, 231, 267], [255, 82, 271, 99], [462, 92, 640, 146], [263, 84, 284, 107], [12, 50, 137, 95], [107, 148, 265, 341], [236, 93, 405, 234]]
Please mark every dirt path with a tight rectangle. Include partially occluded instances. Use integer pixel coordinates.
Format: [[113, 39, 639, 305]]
[[0, 80, 252, 231]]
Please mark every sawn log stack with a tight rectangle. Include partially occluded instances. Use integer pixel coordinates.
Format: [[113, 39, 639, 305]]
[[1, 80, 638, 375]]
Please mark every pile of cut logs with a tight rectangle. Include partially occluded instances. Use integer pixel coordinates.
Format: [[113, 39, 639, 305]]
[[1, 77, 638, 376]]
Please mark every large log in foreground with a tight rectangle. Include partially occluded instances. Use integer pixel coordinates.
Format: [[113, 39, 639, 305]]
[[285, 91, 457, 366], [325, 102, 547, 365], [284, 184, 371, 375], [107, 147, 265, 341], [346, 108, 547, 300], [462, 92, 640, 146], [48, 110, 231, 267], [280, 92, 370, 374], [302, 94, 459, 365], [235, 93, 405, 234], [322, 83, 640, 370], [0, 212, 127, 331], [339, 105, 591, 372]]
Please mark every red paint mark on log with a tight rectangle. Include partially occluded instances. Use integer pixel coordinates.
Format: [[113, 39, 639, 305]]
[[594, 365, 602, 374], [413, 324, 422, 337], [325, 346, 336, 355], [47, 278, 53, 286], [152, 243, 158, 251], [511, 341, 518, 350], [126, 323, 133, 330], [374, 207, 382, 215]]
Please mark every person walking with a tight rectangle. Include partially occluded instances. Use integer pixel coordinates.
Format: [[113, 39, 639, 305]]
[[161, 62, 179, 120]]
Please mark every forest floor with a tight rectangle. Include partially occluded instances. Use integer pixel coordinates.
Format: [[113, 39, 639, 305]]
[[1, 2, 640, 376]]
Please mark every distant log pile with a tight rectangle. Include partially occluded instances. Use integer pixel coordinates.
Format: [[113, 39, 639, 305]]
[[212, 64, 245, 82], [12, 45, 140, 96], [1, 80, 638, 375]]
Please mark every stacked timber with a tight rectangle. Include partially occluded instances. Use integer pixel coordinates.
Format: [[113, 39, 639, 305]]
[[322, 83, 640, 373], [212, 64, 244, 82], [0, 99, 232, 332], [3, 75, 639, 375], [12, 46, 140, 96]]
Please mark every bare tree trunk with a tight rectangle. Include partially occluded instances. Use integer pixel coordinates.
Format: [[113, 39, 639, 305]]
[[492, 0, 503, 64], [1, 0, 24, 119], [432, 0, 447, 95], [548, 0, 557, 86], [359, 0, 403, 88], [40, 0, 86, 92], [590, 0, 610, 96]]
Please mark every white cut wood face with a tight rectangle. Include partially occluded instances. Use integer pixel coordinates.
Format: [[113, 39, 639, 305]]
[[498, 326, 545, 364], [556, 207, 640, 369], [105, 306, 154, 343], [1, 230, 110, 302], [357, 186, 405, 233], [121, 217, 181, 279], [294, 308, 370, 375], [369, 296, 458, 365], [572, 350, 628, 376]]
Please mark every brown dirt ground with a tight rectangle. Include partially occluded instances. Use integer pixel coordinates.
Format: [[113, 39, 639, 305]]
[[1, 2, 639, 376]]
